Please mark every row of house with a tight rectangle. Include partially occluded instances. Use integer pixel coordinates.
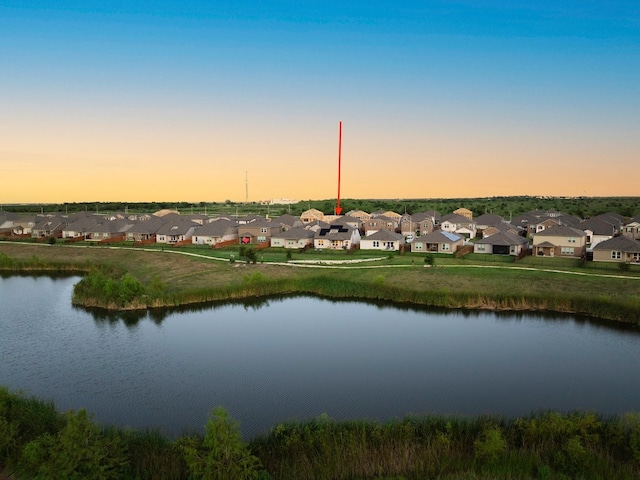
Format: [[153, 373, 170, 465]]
[[1, 206, 639, 264]]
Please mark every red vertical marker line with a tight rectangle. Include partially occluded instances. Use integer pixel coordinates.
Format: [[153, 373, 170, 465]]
[[336, 121, 343, 215]]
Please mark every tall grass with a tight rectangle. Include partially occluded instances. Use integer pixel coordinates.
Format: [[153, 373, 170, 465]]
[[3, 386, 640, 479], [2, 247, 639, 323]]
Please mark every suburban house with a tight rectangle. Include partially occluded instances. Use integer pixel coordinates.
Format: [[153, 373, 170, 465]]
[[331, 215, 363, 232], [31, 218, 66, 238], [481, 223, 522, 238], [474, 213, 506, 231], [192, 219, 238, 246], [453, 207, 473, 220], [314, 224, 361, 250], [303, 220, 330, 233], [346, 209, 371, 222], [400, 212, 436, 237], [578, 217, 618, 247], [155, 218, 200, 244], [300, 208, 325, 224], [272, 214, 301, 230], [440, 213, 477, 239], [410, 230, 464, 254], [532, 225, 587, 258], [238, 219, 284, 244], [270, 226, 315, 249], [622, 216, 640, 240], [592, 236, 640, 264], [363, 215, 398, 236], [61, 216, 99, 238], [360, 229, 405, 251], [125, 217, 164, 242], [473, 232, 529, 256], [373, 210, 402, 222], [85, 219, 134, 242]]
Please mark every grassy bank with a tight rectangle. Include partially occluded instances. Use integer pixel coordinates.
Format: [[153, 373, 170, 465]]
[[1, 243, 639, 323], [2, 386, 640, 479]]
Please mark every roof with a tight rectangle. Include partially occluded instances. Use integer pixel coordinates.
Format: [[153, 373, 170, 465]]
[[364, 229, 405, 241], [418, 230, 463, 243], [474, 213, 505, 226], [315, 224, 357, 240], [579, 217, 618, 236], [271, 226, 315, 240], [441, 213, 473, 225], [193, 219, 238, 237], [475, 232, 528, 246], [156, 218, 200, 235], [272, 214, 299, 227], [534, 224, 586, 237], [593, 236, 640, 252], [535, 241, 556, 248]]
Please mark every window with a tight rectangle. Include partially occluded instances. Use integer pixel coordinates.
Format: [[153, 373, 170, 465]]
[[561, 247, 574, 255], [257, 236, 266, 242], [442, 243, 450, 251], [611, 251, 621, 259], [373, 241, 379, 247], [415, 242, 423, 250], [261, 227, 268, 233], [476, 244, 486, 251], [632, 253, 640, 262], [568, 237, 576, 243]]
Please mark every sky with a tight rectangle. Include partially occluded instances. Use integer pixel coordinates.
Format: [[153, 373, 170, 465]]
[[1, 1, 639, 203]]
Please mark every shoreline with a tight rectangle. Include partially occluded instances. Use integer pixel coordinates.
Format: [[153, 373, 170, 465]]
[[2, 242, 639, 325]]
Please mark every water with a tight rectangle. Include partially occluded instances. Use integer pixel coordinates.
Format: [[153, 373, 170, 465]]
[[1, 275, 639, 439]]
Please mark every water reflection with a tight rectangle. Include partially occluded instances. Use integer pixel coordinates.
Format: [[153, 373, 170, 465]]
[[3, 275, 640, 439], [78, 292, 640, 336]]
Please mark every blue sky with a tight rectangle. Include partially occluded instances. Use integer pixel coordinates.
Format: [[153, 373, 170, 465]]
[[1, 1, 638, 202]]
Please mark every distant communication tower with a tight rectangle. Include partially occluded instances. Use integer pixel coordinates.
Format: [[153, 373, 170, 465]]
[[335, 121, 343, 215]]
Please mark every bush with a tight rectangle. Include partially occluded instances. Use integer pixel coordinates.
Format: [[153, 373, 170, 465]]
[[180, 407, 261, 480]]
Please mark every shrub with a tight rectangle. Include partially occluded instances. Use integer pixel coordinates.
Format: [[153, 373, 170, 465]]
[[180, 407, 261, 480], [474, 426, 507, 463]]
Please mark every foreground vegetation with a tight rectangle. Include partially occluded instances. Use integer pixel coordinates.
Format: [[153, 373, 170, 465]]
[[1, 242, 640, 324], [2, 386, 640, 479]]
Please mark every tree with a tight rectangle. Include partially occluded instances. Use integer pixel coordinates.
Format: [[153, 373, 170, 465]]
[[20, 409, 128, 479], [181, 407, 261, 480]]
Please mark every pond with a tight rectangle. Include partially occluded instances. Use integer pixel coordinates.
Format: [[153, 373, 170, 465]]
[[1, 275, 639, 439]]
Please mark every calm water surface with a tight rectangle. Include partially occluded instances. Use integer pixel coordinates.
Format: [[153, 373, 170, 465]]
[[1, 275, 639, 438]]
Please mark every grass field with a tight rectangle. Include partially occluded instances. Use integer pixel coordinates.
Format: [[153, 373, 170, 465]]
[[1, 242, 639, 323]]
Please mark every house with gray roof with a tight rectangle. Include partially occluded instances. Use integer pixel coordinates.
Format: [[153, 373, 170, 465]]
[[622, 218, 640, 241], [410, 230, 464, 254], [532, 225, 587, 258], [314, 224, 361, 250], [579, 217, 618, 247], [156, 218, 200, 244], [85, 219, 134, 241], [192, 219, 238, 246], [592, 236, 640, 264], [363, 215, 398, 236], [473, 232, 529, 256], [238, 219, 283, 245], [125, 217, 165, 242], [270, 227, 315, 249], [360, 229, 405, 251], [440, 213, 477, 239], [474, 213, 506, 230], [62, 215, 99, 238], [31, 217, 66, 238]]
